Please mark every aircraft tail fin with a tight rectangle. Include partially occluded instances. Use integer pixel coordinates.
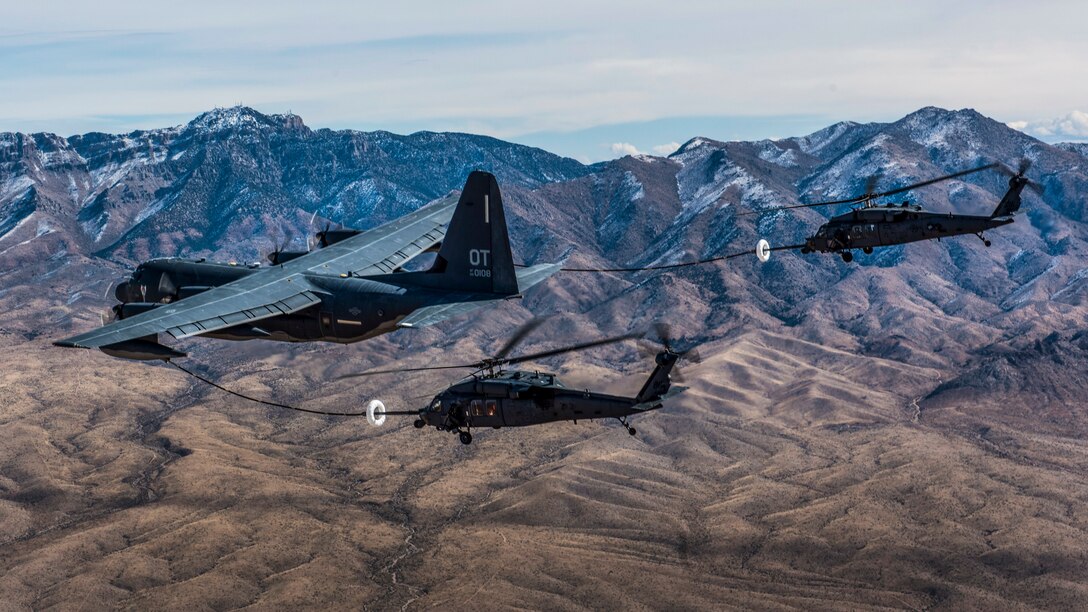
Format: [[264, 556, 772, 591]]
[[634, 351, 680, 405], [991, 175, 1028, 218], [396, 171, 519, 295]]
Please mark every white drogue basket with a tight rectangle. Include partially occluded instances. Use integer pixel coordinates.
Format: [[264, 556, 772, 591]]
[[366, 399, 386, 426], [756, 239, 771, 263]]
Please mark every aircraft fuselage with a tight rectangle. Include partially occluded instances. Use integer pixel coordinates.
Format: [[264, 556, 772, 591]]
[[113, 258, 491, 344], [802, 206, 1014, 254]]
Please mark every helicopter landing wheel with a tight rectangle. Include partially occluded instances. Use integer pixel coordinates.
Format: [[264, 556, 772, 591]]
[[984, 239, 992, 247], [459, 431, 473, 445], [413, 419, 425, 429], [841, 251, 854, 263], [862, 246, 873, 255], [617, 417, 636, 436]]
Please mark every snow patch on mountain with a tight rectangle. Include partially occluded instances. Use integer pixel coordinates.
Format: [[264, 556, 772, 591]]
[[796, 121, 860, 155], [806, 134, 895, 199], [0, 211, 33, 242], [757, 142, 799, 168], [134, 194, 173, 225], [1, 176, 34, 201], [81, 209, 111, 243]]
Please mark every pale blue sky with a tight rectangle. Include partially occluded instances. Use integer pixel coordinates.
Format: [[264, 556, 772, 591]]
[[2, 1, 1086, 161]]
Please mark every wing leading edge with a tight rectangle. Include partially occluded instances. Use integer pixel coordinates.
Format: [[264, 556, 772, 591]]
[[55, 286, 323, 349]]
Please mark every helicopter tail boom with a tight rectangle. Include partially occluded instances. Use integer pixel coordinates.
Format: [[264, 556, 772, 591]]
[[991, 174, 1029, 218], [634, 351, 680, 404]]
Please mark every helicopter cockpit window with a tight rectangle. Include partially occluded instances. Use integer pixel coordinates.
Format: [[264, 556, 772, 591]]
[[470, 399, 483, 416], [430, 399, 442, 412], [816, 227, 828, 238]]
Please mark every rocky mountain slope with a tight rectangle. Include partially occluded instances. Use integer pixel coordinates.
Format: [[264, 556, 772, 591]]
[[1, 106, 1086, 609]]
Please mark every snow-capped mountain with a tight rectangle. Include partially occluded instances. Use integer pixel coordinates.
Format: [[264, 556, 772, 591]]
[[0, 106, 589, 264], [3, 104, 1088, 378]]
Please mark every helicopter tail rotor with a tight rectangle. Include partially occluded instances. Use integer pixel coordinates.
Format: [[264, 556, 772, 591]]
[[995, 157, 1044, 196], [638, 323, 703, 383], [991, 157, 1042, 217]]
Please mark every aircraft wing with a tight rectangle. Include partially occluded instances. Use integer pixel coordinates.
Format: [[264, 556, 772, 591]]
[[55, 278, 324, 349], [297, 194, 457, 276], [397, 262, 561, 328], [56, 194, 461, 350]]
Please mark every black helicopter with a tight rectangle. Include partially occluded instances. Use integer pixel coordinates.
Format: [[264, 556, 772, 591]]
[[340, 322, 695, 445], [748, 162, 1036, 263]]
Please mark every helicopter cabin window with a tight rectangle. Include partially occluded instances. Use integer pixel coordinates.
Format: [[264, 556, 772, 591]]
[[470, 399, 497, 417]]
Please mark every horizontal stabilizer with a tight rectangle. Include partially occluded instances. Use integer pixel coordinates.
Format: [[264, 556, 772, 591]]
[[632, 385, 687, 411], [397, 262, 561, 329]]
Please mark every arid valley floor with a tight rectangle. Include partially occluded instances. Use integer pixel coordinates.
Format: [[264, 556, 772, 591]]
[[2, 322, 1086, 610]]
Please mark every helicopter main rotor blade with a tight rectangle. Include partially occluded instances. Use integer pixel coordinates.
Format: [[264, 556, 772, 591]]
[[501, 333, 641, 367], [336, 363, 476, 380], [493, 316, 550, 361], [339, 327, 635, 380], [739, 163, 998, 216], [866, 163, 998, 200]]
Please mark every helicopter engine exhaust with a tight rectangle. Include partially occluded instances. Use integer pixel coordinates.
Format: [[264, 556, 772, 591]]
[[756, 239, 771, 262], [366, 399, 387, 426]]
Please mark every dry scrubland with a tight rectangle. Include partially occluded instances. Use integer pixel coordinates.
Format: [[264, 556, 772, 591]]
[[3, 107, 1088, 609], [1, 326, 1086, 611]]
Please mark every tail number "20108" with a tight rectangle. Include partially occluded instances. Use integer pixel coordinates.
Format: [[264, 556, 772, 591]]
[[469, 249, 491, 278]]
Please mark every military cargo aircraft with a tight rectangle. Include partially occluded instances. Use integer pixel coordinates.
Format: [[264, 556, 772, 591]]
[[55, 171, 559, 360]]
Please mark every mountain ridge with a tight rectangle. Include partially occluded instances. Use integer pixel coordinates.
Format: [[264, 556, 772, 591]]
[[2, 105, 1088, 609]]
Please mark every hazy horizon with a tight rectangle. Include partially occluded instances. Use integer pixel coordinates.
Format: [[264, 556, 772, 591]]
[[3, 1, 1086, 161]]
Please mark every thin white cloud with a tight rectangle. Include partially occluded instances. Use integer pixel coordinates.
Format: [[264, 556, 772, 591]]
[[1009, 111, 1088, 140], [610, 142, 641, 157], [2, 1, 1088, 143], [652, 142, 680, 156]]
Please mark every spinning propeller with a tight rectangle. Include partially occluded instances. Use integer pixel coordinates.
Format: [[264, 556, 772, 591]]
[[264, 226, 300, 265]]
